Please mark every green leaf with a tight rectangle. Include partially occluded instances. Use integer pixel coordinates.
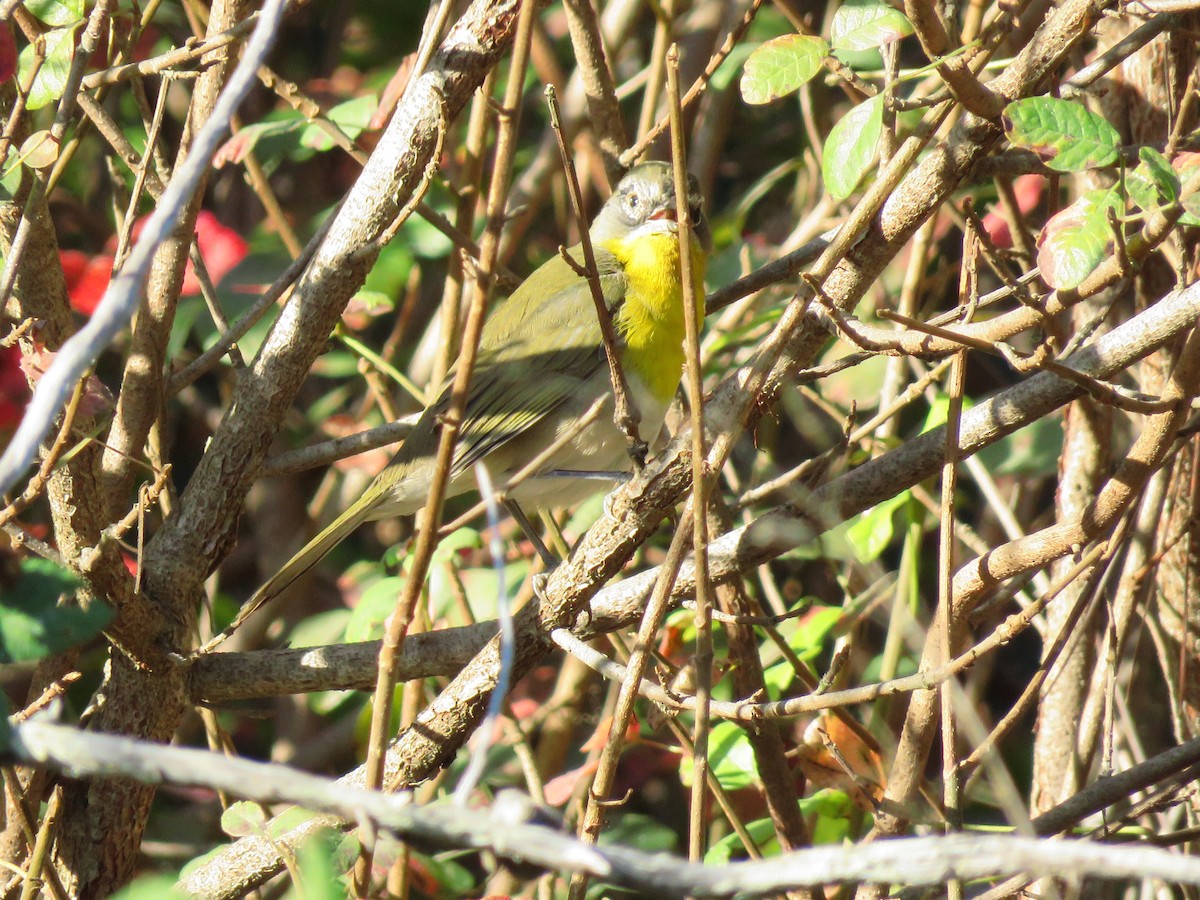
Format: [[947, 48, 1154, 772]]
[[0, 558, 111, 663], [345, 289, 394, 318], [399, 211, 454, 259], [598, 812, 678, 852], [432, 558, 530, 623], [706, 818, 779, 864], [978, 415, 1063, 476], [681, 720, 758, 791], [363, 240, 416, 299], [265, 806, 321, 839], [426, 526, 483, 568], [1140, 147, 1179, 200], [0, 695, 10, 754], [821, 350, 890, 414], [1126, 147, 1179, 213], [220, 801, 267, 837], [763, 605, 842, 695], [109, 876, 186, 900], [740, 34, 829, 105], [862, 647, 919, 682], [220, 96, 376, 166], [1003, 98, 1121, 172], [790, 606, 843, 660], [311, 348, 364, 378], [831, 0, 914, 52], [563, 492, 606, 535], [294, 830, 346, 900], [710, 42, 756, 92], [332, 832, 363, 874], [921, 391, 974, 433], [1035, 187, 1122, 290], [703, 793, 867, 862], [218, 118, 305, 166], [340, 532, 480, 643], [0, 147, 22, 201], [24, 0, 83, 27], [343, 575, 404, 642], [799, 788, 862, 843], [178, 846, 224, 881], [287, 608, 352, 649], [822, 94, 884, 201], [1173, 151, 1200, 226], [393, 848, 477, 895], [300, 94, 379, 151], [20, 26, 76, 111], [845, 489, 911, 562]]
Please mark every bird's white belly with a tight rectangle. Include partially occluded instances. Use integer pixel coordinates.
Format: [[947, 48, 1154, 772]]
[[501, 371, 672, 510]]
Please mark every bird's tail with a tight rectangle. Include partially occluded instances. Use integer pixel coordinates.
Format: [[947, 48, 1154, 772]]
[[195, 500, 373, 654]]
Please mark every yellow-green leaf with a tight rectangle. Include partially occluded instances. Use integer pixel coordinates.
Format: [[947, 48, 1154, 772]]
[[740, 34, 829, 105], [823, 94, 884, 200], [1003, 98, 1120, 172], [831, 0, 914, 52]]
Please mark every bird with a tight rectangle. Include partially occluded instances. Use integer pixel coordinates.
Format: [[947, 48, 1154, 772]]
[[203, 161, 710, 651]]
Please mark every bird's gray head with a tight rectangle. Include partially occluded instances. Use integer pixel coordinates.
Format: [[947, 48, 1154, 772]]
[[589, 161, 712, 253]]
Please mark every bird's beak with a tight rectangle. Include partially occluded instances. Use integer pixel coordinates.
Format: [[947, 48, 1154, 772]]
[[648, 206, 677, 222]]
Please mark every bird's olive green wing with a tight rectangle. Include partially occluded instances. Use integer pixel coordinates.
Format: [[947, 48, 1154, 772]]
[[448, 247, 628, 472], [358, 247, 628, 506]]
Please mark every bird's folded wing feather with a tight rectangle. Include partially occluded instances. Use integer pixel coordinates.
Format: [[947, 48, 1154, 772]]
[[364, 248, 629, 499], [451, 248, 628, 471]]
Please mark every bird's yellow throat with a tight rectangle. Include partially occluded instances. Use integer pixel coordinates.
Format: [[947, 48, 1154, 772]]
[[601, 229, 708, 403]]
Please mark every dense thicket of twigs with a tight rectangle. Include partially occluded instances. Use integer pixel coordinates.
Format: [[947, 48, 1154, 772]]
[[2, 0, 1200, 897]]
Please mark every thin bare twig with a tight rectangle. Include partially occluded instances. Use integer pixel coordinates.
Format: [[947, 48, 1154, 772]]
[[619, 0, 764, 166], [546, 84, 647, 465], [666, 42, 716, 865]]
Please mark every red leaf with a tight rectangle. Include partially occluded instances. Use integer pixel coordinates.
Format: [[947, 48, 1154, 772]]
[[20, 343, 114, 418], [59, 249, 114, 315], [212, 128, 258, 168], [508, 697, 539, 720], [372, 54, 416, 129], [0, 345, 29, 430], [59, 212, 246, 317], [402, 856, 443, 896], [580, 714, 639, 753], [543, 759, 600, 807], [981, 174, 1044, 248], [188, 211, 248, 293], [795, 712, 886, 812], [1035, 188, 1120, 290], [59, 249, 89, 284], [0, 24, 16, 84], [119, 211, 249, 295]]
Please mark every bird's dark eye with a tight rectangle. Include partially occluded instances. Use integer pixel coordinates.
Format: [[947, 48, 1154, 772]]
[[627, 192, 640, 212]]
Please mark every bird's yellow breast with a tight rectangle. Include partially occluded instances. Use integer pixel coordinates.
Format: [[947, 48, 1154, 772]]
[[600, 230, 707, 402]]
